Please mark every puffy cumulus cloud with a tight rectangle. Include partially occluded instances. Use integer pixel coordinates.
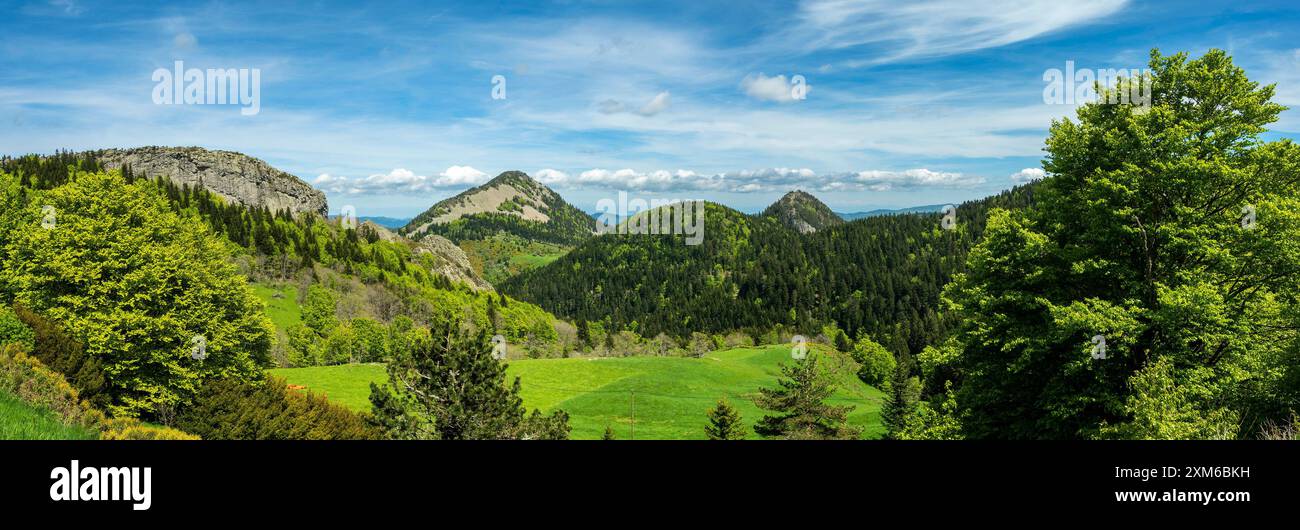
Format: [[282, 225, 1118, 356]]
[[433, 165, 489, 187], [1009, 167, 1046, 183], [316, 166, 985, 195], [740, 73, 805, 103], [846, 168, 983, 191], [577, 168, 702, 191], [312, 165, 490, 195], [533, 168, 570, 185], [595, 91, 672, 116]]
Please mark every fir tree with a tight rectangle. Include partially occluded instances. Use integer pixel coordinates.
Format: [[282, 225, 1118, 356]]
[[704, 399, 748, 440], [881, 352, 922, 439], [753, 353, 860, 439], [368, 316, 569, 440]]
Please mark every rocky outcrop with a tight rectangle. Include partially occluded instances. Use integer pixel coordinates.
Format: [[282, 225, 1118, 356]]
[[411, 233, 494, 291], [94, 146, 328, 216]]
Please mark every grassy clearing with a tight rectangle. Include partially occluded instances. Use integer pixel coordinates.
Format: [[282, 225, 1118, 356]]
[[252, 283, 301, 332], [0, 390, 98, 440], [269, 363, 386, 411], [270, 344, 884, 440]]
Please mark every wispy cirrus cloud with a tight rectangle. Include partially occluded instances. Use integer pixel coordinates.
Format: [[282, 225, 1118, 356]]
[[778, 0, 1129, 66]]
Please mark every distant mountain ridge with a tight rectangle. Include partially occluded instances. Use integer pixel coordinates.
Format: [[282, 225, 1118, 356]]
[[838, 204, 947, 220], [357, 216, 412, 229]]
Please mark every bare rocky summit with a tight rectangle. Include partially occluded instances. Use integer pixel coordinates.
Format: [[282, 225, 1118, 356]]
[[94, 146, 328, 216], [761, 190, 844, 234]]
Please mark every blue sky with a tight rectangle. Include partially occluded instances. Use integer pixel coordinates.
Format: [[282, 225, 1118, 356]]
[[3, 0, 1300, 216]]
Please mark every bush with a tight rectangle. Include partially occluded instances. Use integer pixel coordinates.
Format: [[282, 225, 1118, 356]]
[[0, 306, 34, 351], [100, 418, 199, 440], [177, 376, 380, 440], [722, 332, 754, 349], [0, 343, 104, 432], [11, 304, 110, 410]]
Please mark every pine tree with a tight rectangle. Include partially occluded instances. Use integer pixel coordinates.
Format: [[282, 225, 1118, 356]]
[[704, 399, 748, 440], [881, 352, 921, 439], [368, 316, 569, 440], [577, 320, 591, 349], [602, 425, 616, 440], [753, 353, 861, 439]]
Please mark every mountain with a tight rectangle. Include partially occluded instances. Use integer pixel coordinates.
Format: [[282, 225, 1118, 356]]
[[400, 171, 594, 245], [399, 171, 595, 285], [838, 204, 947, 220], [92, 146, 328, 216], [502, 184, 1040, 355], [761, 190, 843, 234]]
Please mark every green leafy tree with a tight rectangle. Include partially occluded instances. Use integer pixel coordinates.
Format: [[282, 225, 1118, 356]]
[[301, 285, 339, 336], [852, 335, 895, 388], [0, 170, 272, 417], [368, 316, 570, 440], [602, 425, 616, 440], [705, 398, 748, 440], [753, 354, 860, 439], [944, 49, 1300, 439]]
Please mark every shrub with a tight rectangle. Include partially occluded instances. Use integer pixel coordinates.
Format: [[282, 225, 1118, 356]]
[[0, 343, 104, 432], [177, 376, 380, 440], [0, 306, 34, 351], [100, 418, 199, 440], [12, 304, 110, 410]]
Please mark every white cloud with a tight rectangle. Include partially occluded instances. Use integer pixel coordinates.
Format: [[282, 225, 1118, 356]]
[[1010, 167, 1046, 183], [544, 166, 981, 193], [597, 91, 672, 117], [434, 165, 489, 187], [311, 165, 490, 195], [849, 168, 983, 191], [638, 91, 672, 116], [534, 168, 570, 185], [173, 32, 197, 49], [741, 73, 803, 103]]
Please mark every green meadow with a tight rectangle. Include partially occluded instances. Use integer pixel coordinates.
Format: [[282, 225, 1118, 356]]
[[0, 390, 98, 440], [271, 344, 884, 440], [251, 283, 302, 332]]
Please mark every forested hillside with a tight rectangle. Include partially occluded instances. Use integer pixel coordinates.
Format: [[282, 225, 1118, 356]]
[[0, 152, 561, 423], [502, 185, 1036, 356]]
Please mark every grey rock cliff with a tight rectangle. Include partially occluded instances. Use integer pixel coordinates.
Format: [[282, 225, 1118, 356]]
[[94, 146, 328, 216]]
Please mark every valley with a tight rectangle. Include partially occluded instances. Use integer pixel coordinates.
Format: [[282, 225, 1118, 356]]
[[271, 344, 884, 440]]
